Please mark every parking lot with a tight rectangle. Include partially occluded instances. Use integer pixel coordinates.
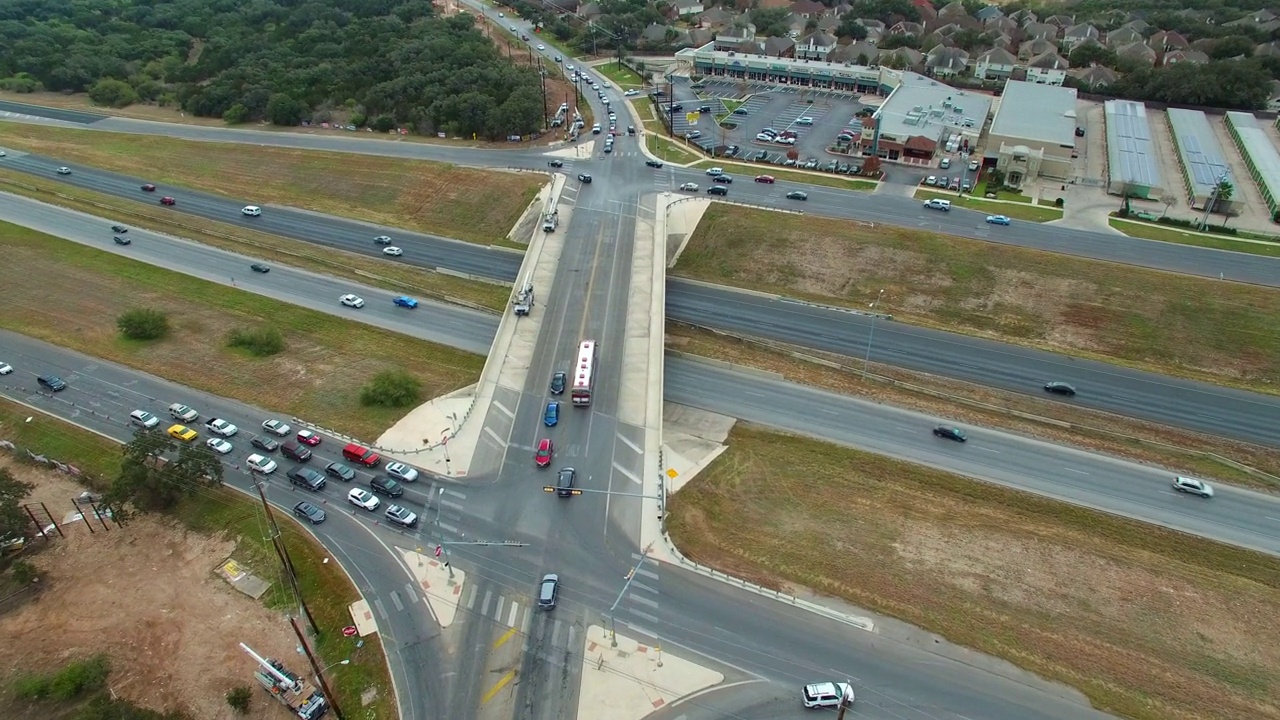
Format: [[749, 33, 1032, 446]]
[[666, 77, 871, 172]]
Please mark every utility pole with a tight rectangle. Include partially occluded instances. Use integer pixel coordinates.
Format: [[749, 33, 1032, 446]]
[[606, 544, 654, 648], [253, 474, 320, 634], [539, 59, 549, 130], [1198, 170, 1228, 230], [291, 617, 346, 720]]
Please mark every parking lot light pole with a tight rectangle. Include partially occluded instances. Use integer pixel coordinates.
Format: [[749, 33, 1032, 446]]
[[862, 289, 885, 379]]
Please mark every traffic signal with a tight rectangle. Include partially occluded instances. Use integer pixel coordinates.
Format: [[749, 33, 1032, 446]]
[[542, 486, 582, 495]]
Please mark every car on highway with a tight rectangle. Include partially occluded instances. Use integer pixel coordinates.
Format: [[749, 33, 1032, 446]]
[[370, 475, 404, 498], [281, 440, 312, 462], [113, 235, 131, 245], [536, 44, 545, 50], [36, 374, 67, 391], [374, 235, 393, 245], [205, 418, 238, 436], [242, 206, 262, 216], [923, 198, 951, 211], [167, 403, 198, 422], [707, 186, 728, 196], [544, 401, 560, 427], [342, 443, 381, 467], [578, 173, 592, 184], [250, 263, 270, 273], [538, 573, 560, 609], [206, 437, 233, 455], [287, 466, 326, 491], [293, 502, 326, 524], [556, 467, 577, 497], [383, 246, 403, 256], [705, 166, 723, 176], [802, 681, 854, 709], [986, 214, 1011, 225], [160, 196, 176, 206], [645, 160, 663, 168], [786, 191, 808, 201], [679, 182, 699, 192], [141, 183, 156, 192], [1173, 476, 1214, 498], [262, 419, 291, 436], [325, 461, 356, 482], [754, 175, 775, 183], [385, 505, 418, 528], [168, 424, 198, 442], [348, 488, 381, 511], [251, 436, 280, 453], [111, 224, 128, 233], [393, 296, 419, 309], [340, 294, 365, 308], [932, 425, 967, 442], [385, 462, 419, 483], [129, 410, 159, 428], [296, 429, 322, 446], [548, 159, 563, 168], [247, 454, 278, 474], [535, 438, 554, 467], [550, 371, 567, 395], [0, 362, 10, 375], [1044, 382, 1077, 396], [56, 167, 71, 175]]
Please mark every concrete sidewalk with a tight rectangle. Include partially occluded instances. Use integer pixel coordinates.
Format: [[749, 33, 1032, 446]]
[[399, 546, 466, 628], [576, 625, 723, 720]]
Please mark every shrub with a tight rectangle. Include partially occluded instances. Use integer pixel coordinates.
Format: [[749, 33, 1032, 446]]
[[13, 655, 110, 700], [225, 685, 253, 714], [1054, 197, 1065, 208], [116, 309, 169, 341], [360, 370, 422, 408], [227, 326, 285, 357], [10, 559, 38, 585]]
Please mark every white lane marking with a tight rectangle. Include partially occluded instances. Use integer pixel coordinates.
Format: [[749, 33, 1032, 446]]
[[613, 461, 642, 486], [1063, 468, 1089, 475], [551, 619, 564, 647], [495, 596, 505, 622], [492, 401, 515, 418], [629, 581, 658, 594], [976, 446, 1001, 454], [438, 522, 459, 534], [629, 610, 661, 625], [629, 594, 660, 609], [481, 590, 493, 617], [507, 600, 520, 627], [465, 584, 478, 610], [483, 426, 507, 446], [617, 433, 643, 454], [440, 499, 466, 513], [445, 489, 467, 501]]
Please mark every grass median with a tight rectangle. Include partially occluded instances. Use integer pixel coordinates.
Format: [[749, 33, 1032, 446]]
[[645, 134, 702, 164], [1110, 217, 1280, 258], [0, 222, 484, 441], [915, 188, 1063, 221], [0, 397, 396, 719], [668, 423, 1280, 720], [0, 123, 544, 245], [675, 204, 1280, 393], [594, 61, 644, 87], [690, 160, 877, 191]]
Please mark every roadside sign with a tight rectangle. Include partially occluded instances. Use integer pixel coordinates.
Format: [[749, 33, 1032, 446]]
[[342, 626, 358, 637], [685, 111, 701, 124], [434, 544, 443, 557]]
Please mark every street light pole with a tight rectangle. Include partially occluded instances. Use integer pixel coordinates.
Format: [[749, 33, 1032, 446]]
[[606, 545, 653, 648], [862, 289, 885, 379], [434, 487, 454, 580]]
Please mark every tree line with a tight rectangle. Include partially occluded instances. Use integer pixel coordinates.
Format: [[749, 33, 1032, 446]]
[[0, 0, 546, 138]]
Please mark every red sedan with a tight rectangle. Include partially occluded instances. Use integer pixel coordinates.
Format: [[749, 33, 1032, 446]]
[[141, 183, 156, 192], [535, 438, 553, 467], [160, 196, 176, 205], [754, 175, 775, 183], [296, 429, 322, 446]]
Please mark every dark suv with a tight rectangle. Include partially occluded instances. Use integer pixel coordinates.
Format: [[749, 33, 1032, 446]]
[[370, 475, 404, 498], [932, 425, 967, 442], [556, 467, 577, 498], [37, 375, 67, 391], [1043, 382, 1077, 396], [550, 371, 567, 395], [287, 467, 326, 491], [281, 440, 312, 462], [325, 461, 356, 482]]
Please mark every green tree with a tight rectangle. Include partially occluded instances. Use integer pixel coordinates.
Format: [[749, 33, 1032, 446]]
[[266, 93, 305, 126], [1068, 44, 1118, 69], [837, 17, 869, 41], [748, 8, 793, 38], [360, 370, 422, 408], [879, 34, 919, 50], [105, 430, 224, 517], [116, 309, 170, 341], [0, 466, 35, 542], [1210, 36, 1255, 60], [225, 686, 253, 714], [849, 0, 921, 23], [87, 79, 139, 108], [222, 103, 250, 124]]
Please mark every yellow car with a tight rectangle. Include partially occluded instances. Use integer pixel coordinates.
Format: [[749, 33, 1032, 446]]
[[167, 424, 198, 442]]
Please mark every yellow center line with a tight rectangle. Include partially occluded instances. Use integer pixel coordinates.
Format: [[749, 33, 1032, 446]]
[[493, 626, 517, 650], [481, 670, 516, 705]]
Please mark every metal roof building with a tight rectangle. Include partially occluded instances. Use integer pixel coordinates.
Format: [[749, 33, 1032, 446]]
[[1104, 100, 1164, 199], [1165, 108, 1238, 212], [985, 80, 1077, 183], [1225, 112, 1280, 221]]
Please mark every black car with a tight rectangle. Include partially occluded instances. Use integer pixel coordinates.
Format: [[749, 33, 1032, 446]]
[[669, 104, 683, 113], [37, 375, 67, 391], [578, 173, 592, 184], [550, 371, 567, 395], [556, 467, 577, 498], [113, 236, 131, 245], [325, 461, 356, 482], [370, 475, 404, 498], [111, 224, 128, 233], [707, 185, 728, 196], [281, 440, 312, 462], [548, 159, 564, 168], [250, 263, 270, 273], [697, 104, 712, 113], [786, 191, 808, 201], [251, 436, 280, 452], [712, 174, 732, 184], [932, 425, 967, 442], [287, 467, 326, 491], [645, 159, 663, 168], [1044, 382, 1077, 396], [627, 126, 635, 135], [733, 107, 749, 115], [293, 501, 327, 524]]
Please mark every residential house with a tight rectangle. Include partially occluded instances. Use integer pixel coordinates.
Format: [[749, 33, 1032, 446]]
[[973, 46, 1018, 80], [833, 2, 855, 16], [784, 14, 808, 38], [1061, 23, 1098, 51], [828, 41, 880, 64], [936, 0, 968, 21], [696, 7, 735, 30], [757, 0, 790, 8], [818, 16, 842, 33], [687, 28, 713, 46], [912, 0, 938, 24], [542, 0, 581, 13], [856, 19, 885, 43], [1105, 26, 1143, 49], [641, 23, 677, 46], [880, 46, 924, 70], [790, 0, 827, 18], [1148, 30, 1189, 52], [1043, 14, 1075, 29], [926, 23, 965, 46], [1118, 19, 1150, 35], [1161, 49, 1209, 65], [1026, 51, 1069, 85], [578, 2, 602, 20], [986, 16, 1017, 35], [673, 0, 704, 17], [1226, 9, 1280, 33], [925, 45, 970, 77], [1022, 21, 1059, 40], [1116, 41, 1157, 66], [1008, 8, 1037, 25], [887, 21, 924, 37], [1018, 38, 1058, 62], [987, 31, 1015, 51], [764, 36, 797, 57], [713, 25, 757, 52], [1188, 37, 1217, 53], [974, 5, 1004, 23], [1071, 63, 1118, 90], [1256, 40, 1280, 57], [796, 30, 839, 60]]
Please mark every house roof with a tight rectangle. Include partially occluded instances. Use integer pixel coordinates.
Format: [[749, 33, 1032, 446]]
[[1071, 64, 1118, 87], [977, 47, 1017, 65], [975, 6, 1004, 22], [764, 36, 796, 54], [990, 80, 1077, 146], [1022, 22, 1058, 39], [800, 30, 837, 47], [1029, 51, 1069, 69], [926, 45, 970, 70], [1106, 27, 1143, 47], [791, 0, 826, 15], [1064, 23, 1097, 39], [888, 21, 923, 36], [1019, 38, 1057, 56], [1117, 41, 1156, 60]]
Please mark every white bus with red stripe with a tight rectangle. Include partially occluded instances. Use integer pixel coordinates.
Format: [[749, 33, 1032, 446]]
[[570, 340, 596, 406]]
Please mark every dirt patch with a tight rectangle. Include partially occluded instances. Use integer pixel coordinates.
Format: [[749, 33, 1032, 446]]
[[675, 205, 1280, 390], [667, 424, 1280, 720], [0, 462, 300, 719], [0, 123, 543, 246]]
